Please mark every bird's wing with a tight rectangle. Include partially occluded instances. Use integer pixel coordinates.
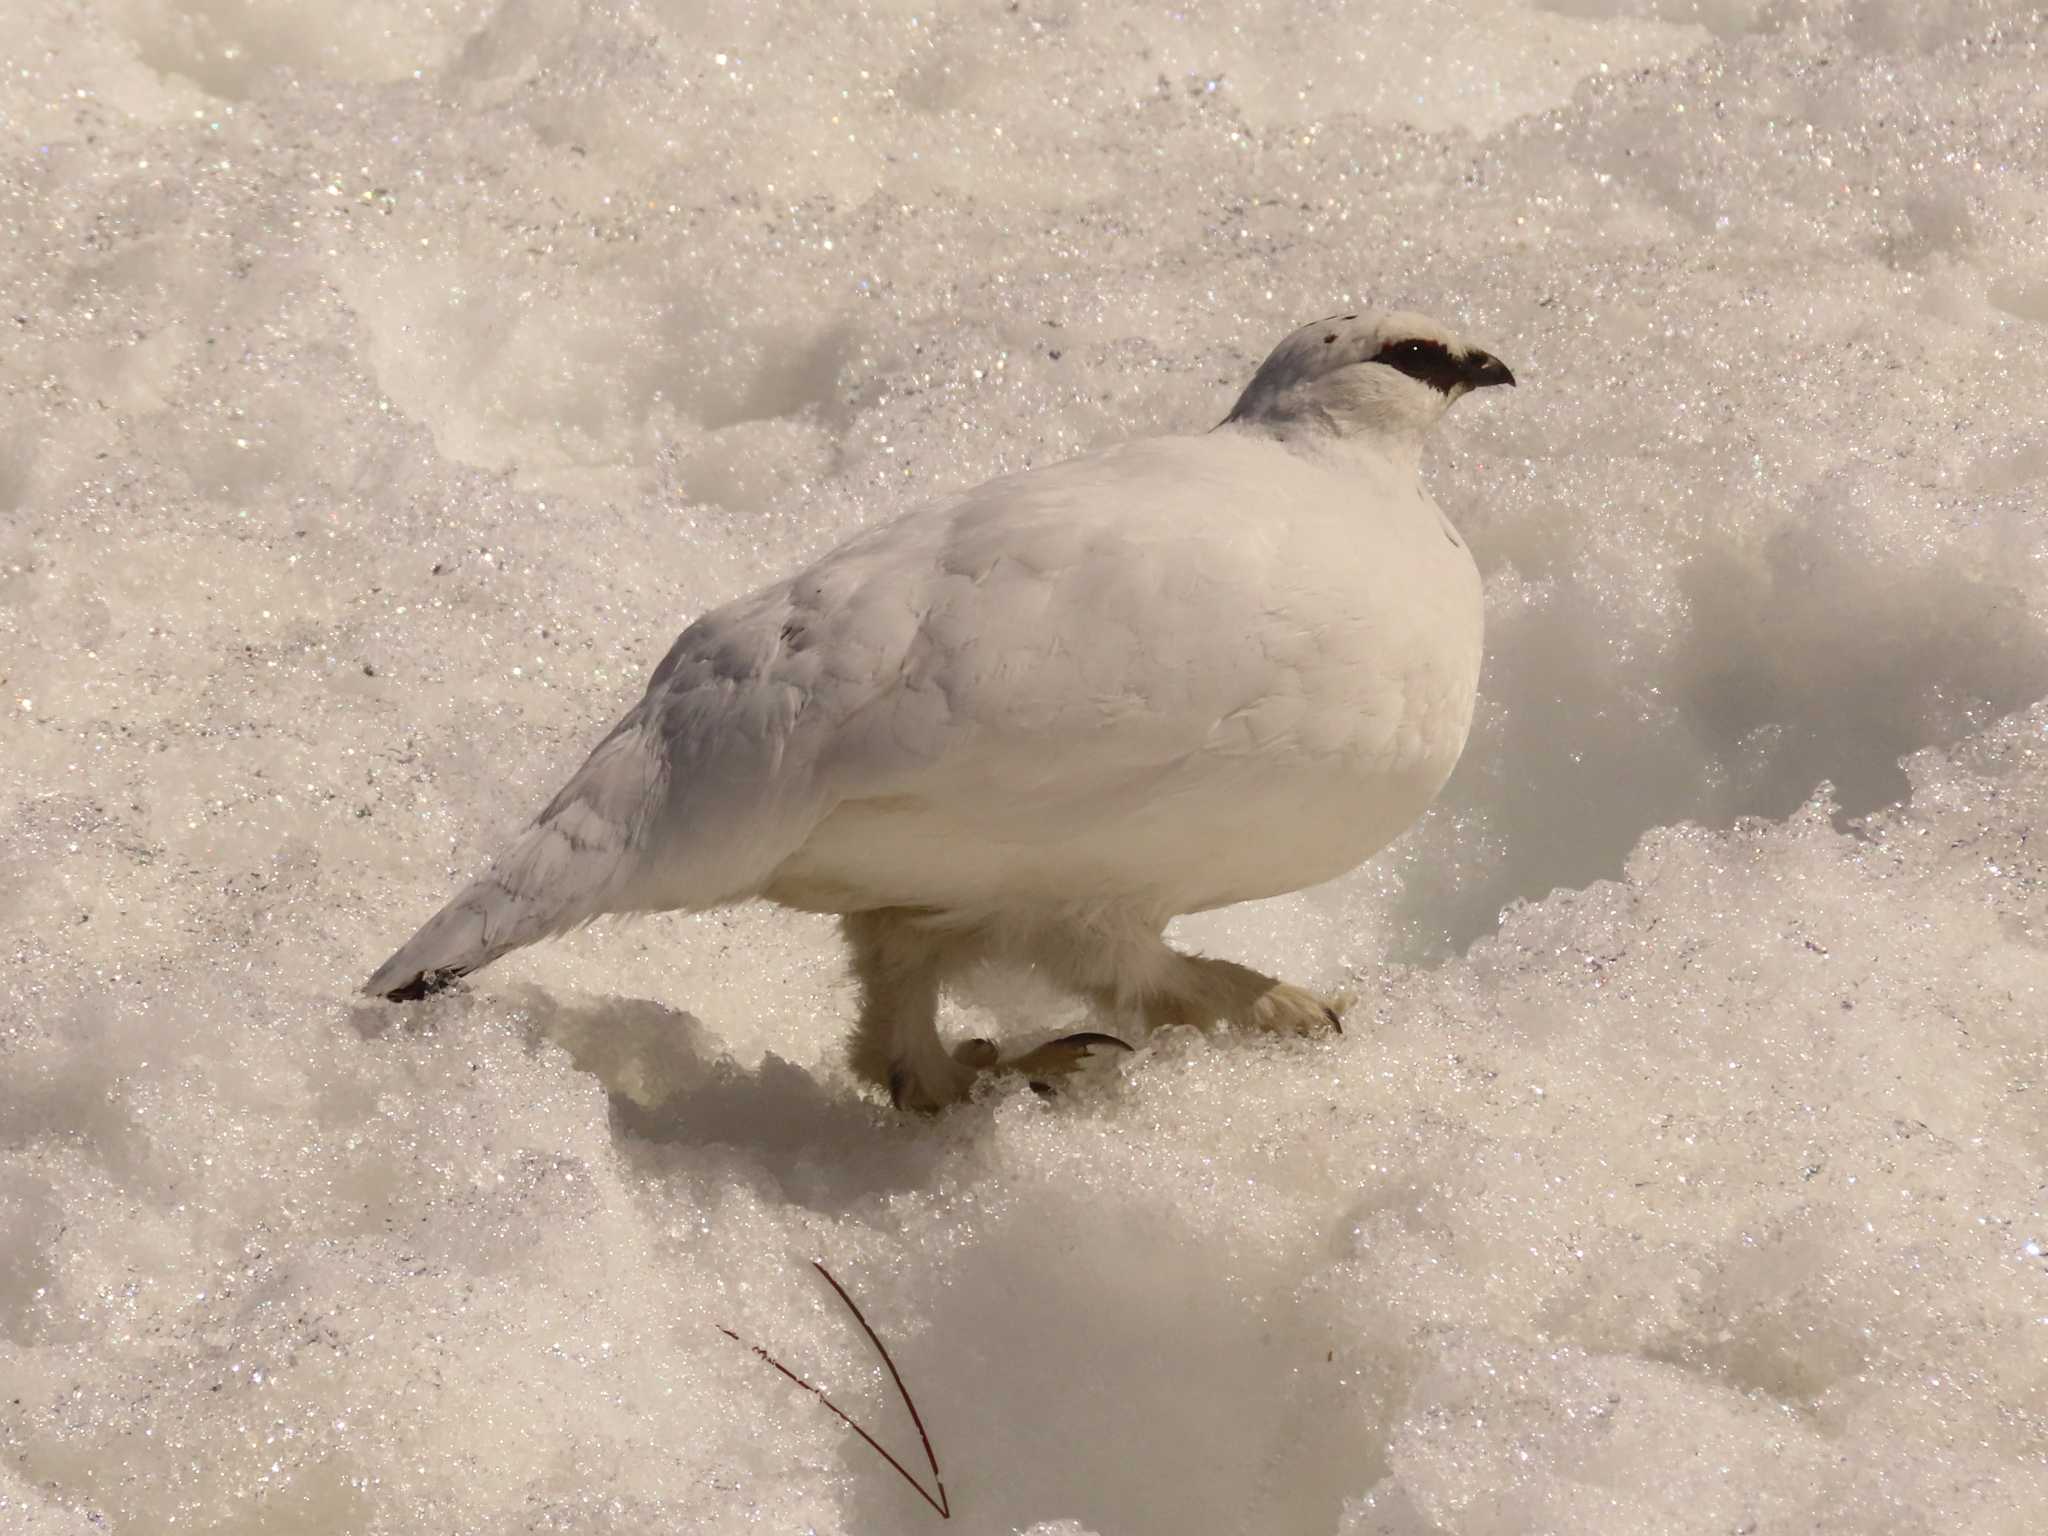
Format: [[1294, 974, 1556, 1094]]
[[796, 434, 1343, 830]]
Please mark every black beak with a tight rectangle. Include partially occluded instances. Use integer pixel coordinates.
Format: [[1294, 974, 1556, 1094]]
[[1463, 350, 1516, 390]]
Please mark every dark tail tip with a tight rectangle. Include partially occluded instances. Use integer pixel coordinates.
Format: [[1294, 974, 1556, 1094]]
[[365, 963, 470, 1003]]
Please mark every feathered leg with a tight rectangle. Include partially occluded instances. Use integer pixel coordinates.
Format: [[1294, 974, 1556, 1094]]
[[842, 909, 985, 1111]]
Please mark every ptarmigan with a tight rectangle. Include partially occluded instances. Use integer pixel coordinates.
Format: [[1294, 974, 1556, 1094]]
[[365, 310, 1514, 1109]]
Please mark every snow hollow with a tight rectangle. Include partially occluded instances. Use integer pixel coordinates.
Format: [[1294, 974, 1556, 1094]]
[[2, 0, 2044, 1531]]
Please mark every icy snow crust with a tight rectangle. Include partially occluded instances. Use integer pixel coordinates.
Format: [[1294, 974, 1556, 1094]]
[[2, 0, 2045, 1530]]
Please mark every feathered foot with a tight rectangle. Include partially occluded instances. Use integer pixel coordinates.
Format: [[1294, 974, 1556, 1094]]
[[1137, 954, 1350, 1038]]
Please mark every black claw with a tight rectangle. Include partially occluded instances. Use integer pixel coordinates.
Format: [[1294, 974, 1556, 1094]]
[[888, 1068, 912, 1110], [1325, 1006, 1343, 1034], [1052, 1031, 1136, 1053], [1029, 1079, 1057, 1098]]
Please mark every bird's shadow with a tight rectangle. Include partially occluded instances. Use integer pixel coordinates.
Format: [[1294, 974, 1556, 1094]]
[[499, 985, 977, 1213]]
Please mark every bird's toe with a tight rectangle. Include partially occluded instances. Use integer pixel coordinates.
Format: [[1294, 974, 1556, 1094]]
[[887, 1050, 984, 1113], [952, 1036, 1001, 1070], [1248, 982, 1350, 1037]]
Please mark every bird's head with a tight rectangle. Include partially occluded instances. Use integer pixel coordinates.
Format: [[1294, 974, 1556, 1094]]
[[1221, 310, 1515, 456]]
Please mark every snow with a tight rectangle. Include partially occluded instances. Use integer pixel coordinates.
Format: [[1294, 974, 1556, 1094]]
[[2, 0, 2044, 1531]]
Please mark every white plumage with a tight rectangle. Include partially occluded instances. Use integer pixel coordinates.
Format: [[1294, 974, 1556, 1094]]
[[366, 310, 1514, 1108]]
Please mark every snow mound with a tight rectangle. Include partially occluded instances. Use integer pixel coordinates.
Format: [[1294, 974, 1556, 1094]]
[[3, 0, 2044, 1530]]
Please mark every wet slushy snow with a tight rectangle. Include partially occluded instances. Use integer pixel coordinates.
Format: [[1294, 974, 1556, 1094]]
[[2, 0, 2044, 1531]]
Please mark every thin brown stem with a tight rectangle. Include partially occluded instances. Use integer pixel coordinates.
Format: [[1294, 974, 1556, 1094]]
[[718, 1261, 951, 1519]]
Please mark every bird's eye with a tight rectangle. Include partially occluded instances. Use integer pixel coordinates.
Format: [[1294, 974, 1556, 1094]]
[[1369, 337, 1462, 393]]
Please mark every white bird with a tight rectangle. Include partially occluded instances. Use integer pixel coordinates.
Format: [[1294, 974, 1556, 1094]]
[[365, 310, 1513, 1108]]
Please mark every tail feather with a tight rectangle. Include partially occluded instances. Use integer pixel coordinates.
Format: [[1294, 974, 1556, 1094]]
[[363, 723, 667, 999]]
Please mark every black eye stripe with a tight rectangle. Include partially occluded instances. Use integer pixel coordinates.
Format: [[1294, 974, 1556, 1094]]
[[1370, 337, 1465, 394]]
